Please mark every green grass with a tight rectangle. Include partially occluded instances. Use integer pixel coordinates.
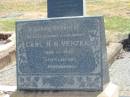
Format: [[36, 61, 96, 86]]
[[0, 1, 46, 32], [105, 16, 130, 33], [87, 0, 130, 34], [0, 19, 15, 31], [0, 0, 130, 34], [0, 16, 130, 33]]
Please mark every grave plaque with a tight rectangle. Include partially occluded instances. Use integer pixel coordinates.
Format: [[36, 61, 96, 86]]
[[47, 0, 86, 18], [16, 16, 107, 90]]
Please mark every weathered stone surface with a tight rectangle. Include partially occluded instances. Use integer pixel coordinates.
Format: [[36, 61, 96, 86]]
[[0, 63, 16, 86], [107, 43, 123, 65], [10, 82, 119, 97], [16, 16, 109, 90], [97, 82, 119, 97], [47, 0, 86, 17], [110, 52, 130, 95], [11, 91, 101, 97], [0, 34, 16, 69]]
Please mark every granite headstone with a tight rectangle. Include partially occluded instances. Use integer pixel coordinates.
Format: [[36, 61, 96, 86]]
[[47, 0, 86, 18], [16, 16, 108, 90]]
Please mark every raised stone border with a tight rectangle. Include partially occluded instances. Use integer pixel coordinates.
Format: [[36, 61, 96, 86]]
[[107, 43, 123, 65], [0, 32, 16, 69], [98, 82, 119, 97]]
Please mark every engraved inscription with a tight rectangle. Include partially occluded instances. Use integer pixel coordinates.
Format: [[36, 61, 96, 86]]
[[16, 17, 105, 90]]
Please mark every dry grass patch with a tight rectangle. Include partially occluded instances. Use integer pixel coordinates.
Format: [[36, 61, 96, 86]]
[[0, 0, 46, 13], [87, 0, 130, 18]]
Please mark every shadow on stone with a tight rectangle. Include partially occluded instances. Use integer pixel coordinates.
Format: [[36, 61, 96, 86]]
[[122, 34, 130, 51]]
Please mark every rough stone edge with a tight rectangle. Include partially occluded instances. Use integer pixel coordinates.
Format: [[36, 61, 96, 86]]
[[98, 82, 119, 97], [10, 82, 119, 97], [11, 91, 101, 97], [107, 42, 123, 65], [0, 33, 16, 70], [0, 45, 16, 69]]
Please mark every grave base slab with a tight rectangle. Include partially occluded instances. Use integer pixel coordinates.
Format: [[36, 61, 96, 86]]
[[11, 82, 119, 97]]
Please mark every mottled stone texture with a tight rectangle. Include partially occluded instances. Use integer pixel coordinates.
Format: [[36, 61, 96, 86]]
[[11, 91, 101, 97], [47, 0, 84, 18], [11, 83, 119, 97], [16, 16, 109, 90]]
